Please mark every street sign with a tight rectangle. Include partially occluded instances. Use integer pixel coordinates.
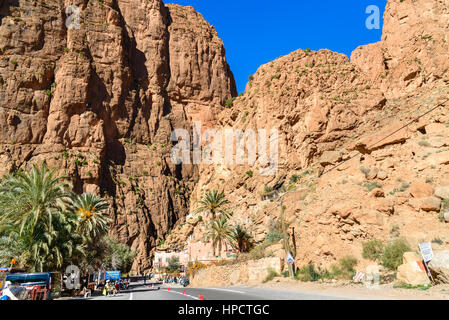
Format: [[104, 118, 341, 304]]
[[105, 271, 121, 280], [286, 252, 294, 263], [419, 242, 434, 263]]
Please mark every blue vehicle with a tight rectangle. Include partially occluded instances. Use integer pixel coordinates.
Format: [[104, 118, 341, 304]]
[[5, 272, 62, 300], [0, 267, 26, 292]]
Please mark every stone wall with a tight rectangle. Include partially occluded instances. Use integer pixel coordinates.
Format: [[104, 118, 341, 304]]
[[190, 257, 283, 287]]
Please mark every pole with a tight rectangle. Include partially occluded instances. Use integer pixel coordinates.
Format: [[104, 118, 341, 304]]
[[288, 263, 294, 280], [278, 194, 293, 279], [423, 260, 434, 283]]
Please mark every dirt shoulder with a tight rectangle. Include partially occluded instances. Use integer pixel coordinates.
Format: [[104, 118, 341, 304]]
[[239, 277, 449, 300]]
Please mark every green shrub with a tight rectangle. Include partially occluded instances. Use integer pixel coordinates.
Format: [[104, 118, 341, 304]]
[[262, 268, 279, 283], [197, 215, 202, 222], [265, 219, 283, 244], [225, 97, 236, 107], [295, 264, 331, 282], [381, 237, 410, 270], [330, 255, 358, 280], [289, 174, 299, 184], [362, 239, 384, 261], [364, 181, 382, 192], [246, 170, 253, 178]]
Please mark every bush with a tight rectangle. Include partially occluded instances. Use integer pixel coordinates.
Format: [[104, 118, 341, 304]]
[[246, 170, 253, 178], [248, 242, 273, 260], [262, 268, 279, 283], [225, 97, 236, 107], [265, 219, 283, 244], [295, 264, 331, 282], [187, 261, 208, 277], [166, 256, 180, 273], [330, 256, 358, 280], [381, 237, 411, 270], [362, 239, 384, 261], [364, 181, 382, 192], [289, 174, 299, 184]]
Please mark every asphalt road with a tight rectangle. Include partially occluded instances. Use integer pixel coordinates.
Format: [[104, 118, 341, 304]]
[[77, 282, 349, 300]]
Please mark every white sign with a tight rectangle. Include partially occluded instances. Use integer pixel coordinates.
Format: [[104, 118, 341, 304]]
[[419, 242, 434, 263], [286, 252, 294, 263]]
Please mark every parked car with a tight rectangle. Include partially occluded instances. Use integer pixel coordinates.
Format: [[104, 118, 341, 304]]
[[180, 277, 190, 287]]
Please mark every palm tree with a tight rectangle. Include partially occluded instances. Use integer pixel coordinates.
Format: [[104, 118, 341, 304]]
[[194, 190, 230, 220], [230, 224, 253, 253], [204, 215, 233, 257], [68, 193, 111, 243], [0, 162, 72, 236], [0, 163, 75, 271]]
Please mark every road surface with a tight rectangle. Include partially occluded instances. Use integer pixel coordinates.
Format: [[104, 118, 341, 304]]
[[76, 282, 353, 300]]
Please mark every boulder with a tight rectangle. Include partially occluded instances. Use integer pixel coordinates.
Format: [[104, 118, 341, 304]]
[[328, 202, 355, 219], [397, 252, 430, 286], [420, 197, 442, 212], [403, 252, 421, 264], [428, 250, 449, 284], [409, 182, 435, 198], [319, 151, 343, 166], [377, 170, 388, 180], [367, 167, 379, 180], [369, 188, 385, 198], [434, 186, 449, 200], [352, 122, 411, 153]]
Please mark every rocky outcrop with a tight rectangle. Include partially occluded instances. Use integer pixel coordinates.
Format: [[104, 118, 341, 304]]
[[165, 0, 449, 271], [0, 0, 235, 271], [2, 0, 449, 273], [190, 257, 283, 287], [397, 252, 430, 286], [428, 251, 449, 284]]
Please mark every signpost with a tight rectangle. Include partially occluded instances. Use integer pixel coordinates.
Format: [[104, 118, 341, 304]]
[[286, 252, 295, 280], [105, 271, 121, 281], [418, 242, 434, 282]]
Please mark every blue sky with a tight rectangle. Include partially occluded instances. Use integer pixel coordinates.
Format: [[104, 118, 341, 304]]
[[168, 1, 388, 93]]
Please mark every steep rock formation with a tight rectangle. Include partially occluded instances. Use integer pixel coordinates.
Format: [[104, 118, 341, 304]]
[[164, 0, 449, 270], [0, 0, 236, 271]]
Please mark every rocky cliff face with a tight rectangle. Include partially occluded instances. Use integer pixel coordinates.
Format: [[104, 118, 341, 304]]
[[2, 0, 449, 272], [164, 0, 449, 270], [0, 0, 235, 271]]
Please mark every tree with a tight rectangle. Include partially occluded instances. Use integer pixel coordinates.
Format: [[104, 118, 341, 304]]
[[0, 162, 78, 271], [68, 193, 111, 243], [194, 190, 230, 220], [0, 162, 71, 236], [102, 237, 136, 273], [230, 224, 253, 253], [204, 215, 233, 257], [0, 163, 112, 273], [166, 256, 181, 273]]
